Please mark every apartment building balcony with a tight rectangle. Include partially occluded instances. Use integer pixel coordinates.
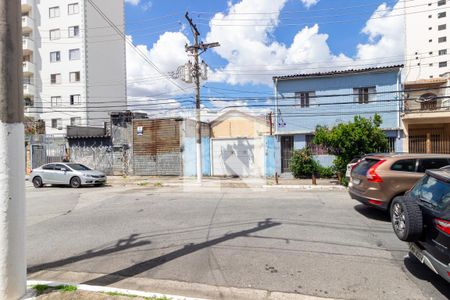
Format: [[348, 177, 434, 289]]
[[21, 16, 33, 34], [22, 38, 34, 55], [23, 83, 35, 97], [21, 0, 33, 13], [22, 61, 35, 76]]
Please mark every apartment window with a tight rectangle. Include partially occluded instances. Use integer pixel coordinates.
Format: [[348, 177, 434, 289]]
[[438, 36, 447, 43], [429, 39, 433, 42], [295, 91, 314, 108], [438, 24, 447, 30], [70, 117, 81, 126], [49, 6, 60, 18], [439, 61, 448, 68], [51, 118, 62, 129], [70, 94, 80, 105], [69, 49, 80, 60], [354, 87, 375, 104], [51, 96, 62, 107], [68, 26, 79, 38], [50, 73, 61, 84], [439, 49, 448, 55], [438, 0, 446, 5], [69, 71, 80, 82], [50, 51, 60, 63], [49, 29, 60, 40], [438, 12, 446, 18], [68, 3, 79, 15]]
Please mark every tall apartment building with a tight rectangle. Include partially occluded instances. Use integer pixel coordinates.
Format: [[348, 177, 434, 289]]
[[21, 0, 127, 135], [403, 0, 450, 154]]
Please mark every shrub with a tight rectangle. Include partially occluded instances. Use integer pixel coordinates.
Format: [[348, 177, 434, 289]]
[[289, 148, 320, 179], [318, 166, 335, 178]]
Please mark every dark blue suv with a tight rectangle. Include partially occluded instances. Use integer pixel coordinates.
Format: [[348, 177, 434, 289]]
[[391, 168, 450, 283]]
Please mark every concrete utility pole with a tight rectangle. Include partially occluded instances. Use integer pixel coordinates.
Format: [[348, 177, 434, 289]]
[[184, 12, 219, 183], [0, 0, 27, 299]]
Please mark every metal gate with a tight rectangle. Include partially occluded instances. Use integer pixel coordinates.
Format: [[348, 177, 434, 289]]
[[409, 128, 450, 154], [281, 136, 294, 173], [30, 143, 65, 169]]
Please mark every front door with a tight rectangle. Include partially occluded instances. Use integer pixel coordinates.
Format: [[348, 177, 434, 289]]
[[281, 136, 294, 173]]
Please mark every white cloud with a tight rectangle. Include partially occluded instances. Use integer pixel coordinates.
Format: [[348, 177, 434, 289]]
[[300, 0, 319, 8], [205, 0, 404, 86], [125, 0, 140, 5], [126, 32, 191, 97], [141, 1, 152, 12]]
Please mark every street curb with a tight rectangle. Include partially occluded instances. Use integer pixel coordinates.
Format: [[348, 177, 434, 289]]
[[263, 185, 347, 191], [26, 280, 205, 300]]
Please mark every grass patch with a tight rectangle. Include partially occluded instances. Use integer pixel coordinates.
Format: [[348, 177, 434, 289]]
[[104, 292, 171, 299], [153, 182, 163, 187], [55, 285, 78, 292], [32, 284, 50, 295], [137, 181, 149, 186]]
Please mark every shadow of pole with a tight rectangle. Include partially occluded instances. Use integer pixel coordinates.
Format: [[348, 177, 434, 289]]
[[83, 218, 281, 286], [28, 234, 151, 274]]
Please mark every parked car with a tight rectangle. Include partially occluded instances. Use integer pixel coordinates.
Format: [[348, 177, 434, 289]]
[[349, 154, 450, 211], [345, 157, 362, 178], [390, 168, 450, 283], [30, 163, 107, 188]]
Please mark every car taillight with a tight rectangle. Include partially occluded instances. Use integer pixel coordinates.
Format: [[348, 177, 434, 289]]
[[368, 200, 383, 206], [435, 218, 450, 235], [367, 160, 386, 183]]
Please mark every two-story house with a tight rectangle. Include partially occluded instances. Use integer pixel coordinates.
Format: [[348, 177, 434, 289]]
[[271, 65, 404, 174]]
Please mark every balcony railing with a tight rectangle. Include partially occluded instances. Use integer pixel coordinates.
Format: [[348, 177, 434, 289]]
[[21, 16, 33, 33], [22, 61, 35, 75], [21, 0, 33, 13], [404, 99, 450, 113], [22, 38, 34, 54], [23, 83, 35, 96]]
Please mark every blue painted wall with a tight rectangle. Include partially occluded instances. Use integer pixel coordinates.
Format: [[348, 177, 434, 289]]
[[275, 69, 402, 133], [264, 136, 276, 177], [182, 137, 211, 177]]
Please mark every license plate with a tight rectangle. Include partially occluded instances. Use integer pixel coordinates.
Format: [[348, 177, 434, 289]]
[[409, 243, 424, 262], [352, 178, 361, 185]]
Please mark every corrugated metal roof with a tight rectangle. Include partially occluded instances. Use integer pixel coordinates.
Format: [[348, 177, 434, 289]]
[[273, 65, 403, 81]]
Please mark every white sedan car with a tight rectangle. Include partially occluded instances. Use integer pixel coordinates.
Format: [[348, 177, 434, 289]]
[[30, 163, 107, 188]]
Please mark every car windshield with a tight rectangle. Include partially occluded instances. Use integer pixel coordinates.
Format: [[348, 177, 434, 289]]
[[419, 175, 450, 210], [66, 163, 91, 171], [352, 158, 380, 176]]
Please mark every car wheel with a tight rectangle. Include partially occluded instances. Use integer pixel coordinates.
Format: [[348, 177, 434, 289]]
[[32, 176, 43, 188], [70, 177, 82, 188], [390, 196, 423, 242]]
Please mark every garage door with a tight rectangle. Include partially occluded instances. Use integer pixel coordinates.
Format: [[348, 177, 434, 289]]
[[212, 138, 263, 177]]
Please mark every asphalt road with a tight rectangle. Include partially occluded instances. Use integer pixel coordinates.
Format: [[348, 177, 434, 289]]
[[26, 183, 450, 299]]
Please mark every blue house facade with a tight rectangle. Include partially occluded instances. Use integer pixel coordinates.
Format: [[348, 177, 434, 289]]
[[269, 65, 404, 175]]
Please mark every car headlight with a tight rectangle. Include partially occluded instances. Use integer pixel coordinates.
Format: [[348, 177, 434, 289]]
[[84, 174, 93, 178]]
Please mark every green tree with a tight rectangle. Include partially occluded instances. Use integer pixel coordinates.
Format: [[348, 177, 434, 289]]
[[289, 148, 320, 182], [313, 114, 388, 179]]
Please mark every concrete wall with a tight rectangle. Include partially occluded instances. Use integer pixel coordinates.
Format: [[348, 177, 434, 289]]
[[211, 115, 269, 138], [182, 120, 211, 177]]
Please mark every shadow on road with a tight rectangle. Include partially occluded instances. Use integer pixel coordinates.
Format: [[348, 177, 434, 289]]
[[353, 204, 390, 222], [28, 234, 151, 274], [403, 255, 450, 298], [82, 218, 281, 286]]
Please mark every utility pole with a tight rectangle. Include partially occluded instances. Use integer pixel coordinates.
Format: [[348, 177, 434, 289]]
[[0, 0, 27, 299], [184, 12, 219, 183]]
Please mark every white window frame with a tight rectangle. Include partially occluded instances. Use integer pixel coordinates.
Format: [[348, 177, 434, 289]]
[[68, 26, 80, 38], [49, 6, 60, 18], [69, 71, 81, 83], [50, 51, 61, 63], [51, 96, 62, 107], [354, 87, 376, 104], [51, 118, 62, 129], [70, 94, 81, 105], [69, 49, 80, 61], [70, 117, 81, 126], [49, 29, 60, 40], [50, 73, 61, 84], [68, 3, 80, 15]]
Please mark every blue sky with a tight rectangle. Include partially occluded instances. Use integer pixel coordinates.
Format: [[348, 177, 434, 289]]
[[123, 0, 404, 116]]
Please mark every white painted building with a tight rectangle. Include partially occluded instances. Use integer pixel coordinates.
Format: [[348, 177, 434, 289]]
[[404, 0, 449, 81], [21, 0, 126, 135]]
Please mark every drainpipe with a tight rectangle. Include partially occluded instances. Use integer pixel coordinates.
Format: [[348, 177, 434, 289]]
[[397, 68, 402, 152], [274, 78, 279, 135]]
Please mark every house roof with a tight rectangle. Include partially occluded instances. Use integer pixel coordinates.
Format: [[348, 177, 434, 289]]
[[273, 65, 403, 81], [209, 109, 267, 126]]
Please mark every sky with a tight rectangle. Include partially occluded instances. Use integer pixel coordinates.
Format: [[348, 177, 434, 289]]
[[123, 0, 405, 119]]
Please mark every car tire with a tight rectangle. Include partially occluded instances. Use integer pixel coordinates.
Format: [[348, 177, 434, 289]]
[[32, 176, 43, 188], [390, 196, 423, 242], [70, 176, 82, 188]]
